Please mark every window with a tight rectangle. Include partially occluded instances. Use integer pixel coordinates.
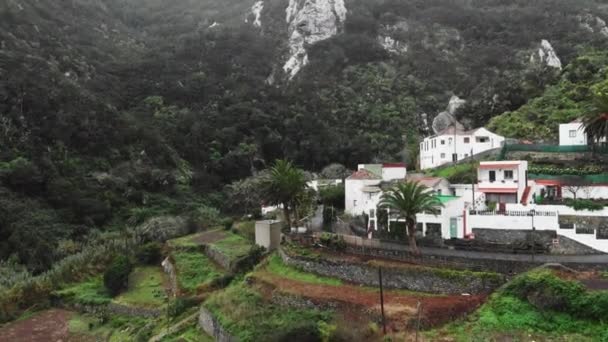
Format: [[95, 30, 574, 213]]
[[448, 137, 453, 145], [464, 137, 470, 143], [569, 130, 576, 138], [440, 153, 446, 159], [504, 170, 513, 180], [476, 137, 489, 143], [441, 140, 445, 145], [489, 170, 496, 182], [369, 209, 375, 217]]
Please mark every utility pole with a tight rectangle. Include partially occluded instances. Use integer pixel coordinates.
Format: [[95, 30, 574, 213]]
[[530, 209, 536, 263], [378, 267, 386, 335], [415, 301, 422, 342]]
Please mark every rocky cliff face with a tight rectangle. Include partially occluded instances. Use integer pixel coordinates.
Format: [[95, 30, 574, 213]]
[[530, 40, 562, 70], [282, 0, 347, 79]]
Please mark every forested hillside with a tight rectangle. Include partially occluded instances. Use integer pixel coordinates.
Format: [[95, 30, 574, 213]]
[[2, 0, 608, 272]]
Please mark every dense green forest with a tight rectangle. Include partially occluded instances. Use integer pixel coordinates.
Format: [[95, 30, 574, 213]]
[[1, 0, 608, 273]]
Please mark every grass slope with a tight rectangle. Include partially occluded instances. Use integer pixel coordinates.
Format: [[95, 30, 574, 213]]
[[265, 254, 342, 286], [113, 266, 167, 307], [430, 269, 608, 341], [204, 282, 332, 341], [172, 251, 223, 293], [210, 233, 252, 261], [55, 276, 112, 306]]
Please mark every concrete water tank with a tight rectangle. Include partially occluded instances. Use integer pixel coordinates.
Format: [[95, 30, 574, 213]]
[[255, 220, 283, 251]]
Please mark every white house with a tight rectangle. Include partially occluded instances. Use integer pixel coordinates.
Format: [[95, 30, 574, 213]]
[[388, 195, 467, 239], [419, 126, 505, 170], [406, 174, 451, 196], [559, 119, 587, 146], [344, 163, 406, 216], [477, 160, 529, 207]]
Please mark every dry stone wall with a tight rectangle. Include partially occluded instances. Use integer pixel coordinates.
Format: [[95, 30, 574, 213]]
[[199, 307, 238, 342], [279, 248, 503, 294]]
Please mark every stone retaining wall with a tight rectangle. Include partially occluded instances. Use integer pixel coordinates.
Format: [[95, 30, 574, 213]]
[[205, 246, 232, 271], [344, 244, 537, 274], [279, 249, 503, 294], [199, 307, 237, 342], [56, 301, 161, 318]]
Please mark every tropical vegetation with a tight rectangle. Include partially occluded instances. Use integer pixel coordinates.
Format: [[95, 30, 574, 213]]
[[379, 181, 444, 254]]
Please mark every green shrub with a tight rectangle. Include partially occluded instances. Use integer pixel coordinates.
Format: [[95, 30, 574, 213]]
[[135, 242, 162, 265], [503, 269, 608, 320], [317, 321, 337, 342], [318, 233, 346, 252], [103, 255, 133, 296], [167, 297, 198, 318], [222, 218, 234, 230], [564, 199, 604, 211], [319, 185, 345, 209], [189, 206, 222, 230]]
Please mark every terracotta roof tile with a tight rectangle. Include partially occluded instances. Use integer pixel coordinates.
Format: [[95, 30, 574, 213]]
[[347, 169, 381, 180]]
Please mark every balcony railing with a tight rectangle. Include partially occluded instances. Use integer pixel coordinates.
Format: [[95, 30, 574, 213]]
[[469, 209, 556, 217]]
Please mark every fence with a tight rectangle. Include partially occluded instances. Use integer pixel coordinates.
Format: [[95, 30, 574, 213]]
[[503, 144, 608, 154], [528, 173, 608, 184], [469, 209, 557, 217]]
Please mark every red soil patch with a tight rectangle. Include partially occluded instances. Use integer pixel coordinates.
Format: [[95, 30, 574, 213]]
[[252, 271, 485, 332], [0, 309, 73, 342], [192, 229, 227, 245], [553, 269, 608, 291]]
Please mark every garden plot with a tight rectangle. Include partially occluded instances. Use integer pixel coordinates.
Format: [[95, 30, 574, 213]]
[[54, 266, 169, 310], [249, 254, 485, 331], [168, 228, 254, 272]]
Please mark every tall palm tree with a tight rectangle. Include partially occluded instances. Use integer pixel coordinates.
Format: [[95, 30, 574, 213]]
[[263, 159, 308, 228], [379, 181, 444, 255], [583, 85, 608, 144]]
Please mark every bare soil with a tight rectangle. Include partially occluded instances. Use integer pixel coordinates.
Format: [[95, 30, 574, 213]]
[[252, 270, 485, 332], [192, 229, 227, 245], [554, 269, 608, 291], [0, 309, 73, 342]]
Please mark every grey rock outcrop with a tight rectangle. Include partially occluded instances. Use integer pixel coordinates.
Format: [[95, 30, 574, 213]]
[[283, 0, 347, 79]]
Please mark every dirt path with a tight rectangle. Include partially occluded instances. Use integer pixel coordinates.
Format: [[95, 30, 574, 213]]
[[0, 309, 73, 342]]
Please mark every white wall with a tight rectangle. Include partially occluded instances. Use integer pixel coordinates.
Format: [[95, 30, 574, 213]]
[[419, 128, 505, 170], [307, 179, 342, 192], [382, 166, 406, 181], [468, 212, 559, 231], [345, 179, 382, 216], [561, 185, 608, 200], [478, 161, 528, 202], [389, 197, 467, 238], [559, 123, 587, 146], [467, 203, 608, 253]]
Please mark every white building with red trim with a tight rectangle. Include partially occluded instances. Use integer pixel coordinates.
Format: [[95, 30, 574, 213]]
[[477, 160, 530, 207]]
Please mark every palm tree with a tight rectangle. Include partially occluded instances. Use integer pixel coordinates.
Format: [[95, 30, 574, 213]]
[[263, 159, 308, 228], [379, 181, 444, 255], [583, 84, 608, 145]]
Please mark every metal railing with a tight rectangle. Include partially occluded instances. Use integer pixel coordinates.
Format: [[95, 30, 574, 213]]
[[468, 209, 557, 217]]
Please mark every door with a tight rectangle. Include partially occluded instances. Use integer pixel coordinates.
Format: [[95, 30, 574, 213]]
[[489, 170, 496, 182], [450, 218, 458, 238]]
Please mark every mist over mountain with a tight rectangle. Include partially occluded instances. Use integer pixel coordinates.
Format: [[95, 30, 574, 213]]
[[2, 0, 608, 270]]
